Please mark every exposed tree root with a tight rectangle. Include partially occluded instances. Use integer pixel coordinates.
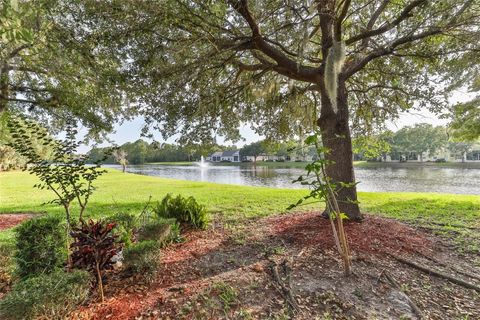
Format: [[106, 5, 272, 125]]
[[384, 271, 423, 319], [391, 255, 480, 293], [418, 221, 480, 230], [414, 250, 480, 282], [269, 259, 300, 316]]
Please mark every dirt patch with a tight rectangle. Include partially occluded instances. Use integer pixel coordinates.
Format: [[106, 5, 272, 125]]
[[0, 212, 40, 231], [71, 213, 480, 319]]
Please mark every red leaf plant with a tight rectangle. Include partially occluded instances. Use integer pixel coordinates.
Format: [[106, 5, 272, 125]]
[[70, 219, 120, 302]]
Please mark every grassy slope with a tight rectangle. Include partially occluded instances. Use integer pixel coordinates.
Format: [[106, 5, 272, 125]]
[[1, 170, 479, 248]]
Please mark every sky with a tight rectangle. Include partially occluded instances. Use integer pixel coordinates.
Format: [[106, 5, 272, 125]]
[[76, 110, 447, 153], [76, 88, 473, 153]]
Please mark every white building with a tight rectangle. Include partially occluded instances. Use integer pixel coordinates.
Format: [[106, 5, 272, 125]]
[[206, 151, 223, 162], [207, 150, 241, 162]]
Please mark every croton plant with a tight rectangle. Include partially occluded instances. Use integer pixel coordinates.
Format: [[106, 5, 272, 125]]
[[70, 219, 119, 301]]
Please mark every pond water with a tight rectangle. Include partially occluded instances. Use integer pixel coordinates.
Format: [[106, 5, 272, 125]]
[[107, 163, 480, 195]]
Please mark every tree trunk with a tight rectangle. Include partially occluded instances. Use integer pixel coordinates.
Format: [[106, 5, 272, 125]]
[[317, 81, 362, 221]]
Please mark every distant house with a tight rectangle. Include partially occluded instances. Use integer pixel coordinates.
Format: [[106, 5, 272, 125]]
[[206, 151, 223, 162], [242, 154, 268, 162], [207, 150, 241, 162]]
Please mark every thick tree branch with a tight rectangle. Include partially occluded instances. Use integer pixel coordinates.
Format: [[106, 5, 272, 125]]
[[367, 0, 391, 30], [346, 0, 427, 45], [335, 0, 351, 41], [229, 0, 321, 83], [344, 0, 475, 78], [344, 27, 442, 77], [359, 0, 391, 49]]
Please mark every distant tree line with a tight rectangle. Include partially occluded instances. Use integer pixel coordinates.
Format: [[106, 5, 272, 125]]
[[352, 124, 478, 162], [240, 123, 479, 163], [86, 123, 480, 165], [87, 140, 237, 165], [1, 122, 478, 172]]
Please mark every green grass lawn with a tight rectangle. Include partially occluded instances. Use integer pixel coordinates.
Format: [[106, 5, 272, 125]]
[[1, 169, 479, 249]]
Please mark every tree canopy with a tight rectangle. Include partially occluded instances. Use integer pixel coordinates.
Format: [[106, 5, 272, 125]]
[[58, 0, 480, 142], [0, 0, 134, 137], [449, 98, 480, 142]]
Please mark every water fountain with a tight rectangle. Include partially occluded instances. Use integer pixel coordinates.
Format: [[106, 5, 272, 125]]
[[197, 155, 209, 168]]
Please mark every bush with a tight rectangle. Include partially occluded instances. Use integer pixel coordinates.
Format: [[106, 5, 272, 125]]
[[123, 240, 161, 283], [138, 218, 180, 245], [154, 194, 209, 229], [106, 212, 138, 247], [14, 216, 66, 278], [0, 243, 15, 292], [0, 269, 91, 320]]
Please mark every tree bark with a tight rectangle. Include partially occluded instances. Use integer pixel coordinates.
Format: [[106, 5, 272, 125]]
[[317, 81, 362, 221]]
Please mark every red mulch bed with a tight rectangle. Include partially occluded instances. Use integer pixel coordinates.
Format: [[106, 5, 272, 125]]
[[72, 212, 440, 319], [0, 213, 38, 231], [74, 228, 228, 320], [269, 212, 433, 256]]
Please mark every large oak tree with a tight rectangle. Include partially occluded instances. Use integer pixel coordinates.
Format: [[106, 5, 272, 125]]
[[20, 1, 480, 219]]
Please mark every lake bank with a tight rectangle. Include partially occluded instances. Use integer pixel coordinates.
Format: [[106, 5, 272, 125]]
[[105, 162, 480, 195], [1, 170, 479, 249]]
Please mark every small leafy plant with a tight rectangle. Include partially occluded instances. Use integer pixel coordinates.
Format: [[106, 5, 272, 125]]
[[288, 134, 352, 275], [138, 219, 178, 244], [154, 194, 209, 229], [107, 212, 138, 248], [7, 116, 109, 226], [123, 240, 161, 283], [70, 219, 119, 301], [14, 216, 66, 279]]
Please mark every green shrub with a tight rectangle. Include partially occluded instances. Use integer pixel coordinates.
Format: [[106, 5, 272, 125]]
[[0, 243, 15, 292], [107, 212, 138, 247], [123, 240, 161, 283], [0, 269, 91, 320], [14, 216, 66, 278], [138, 219, 179, 245], [154, 194, 209, 229]]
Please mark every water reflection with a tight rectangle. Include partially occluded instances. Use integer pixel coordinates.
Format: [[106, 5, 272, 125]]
[[106, 164, 480, 195]]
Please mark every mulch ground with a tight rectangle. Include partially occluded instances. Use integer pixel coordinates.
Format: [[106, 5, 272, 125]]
[[66, 212, 480, 319], [0, 213, 39, 231]]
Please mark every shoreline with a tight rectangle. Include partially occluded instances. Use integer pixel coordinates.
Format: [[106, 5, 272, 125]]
[[139, 160, 480, 169]]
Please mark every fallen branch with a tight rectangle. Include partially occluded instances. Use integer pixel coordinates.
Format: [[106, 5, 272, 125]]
[[269, 260, 299, 315], [384, 271, 423, 319], [391, 255, 480, 293]]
